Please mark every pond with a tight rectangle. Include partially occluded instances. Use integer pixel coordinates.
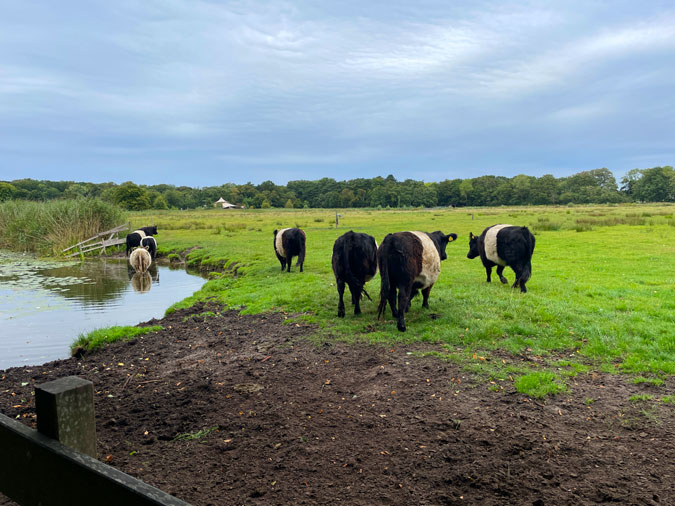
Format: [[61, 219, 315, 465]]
[[0, 252, 206, 370]]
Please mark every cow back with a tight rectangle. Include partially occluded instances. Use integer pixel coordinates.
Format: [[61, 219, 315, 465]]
[[409, 231, 441, 288], [333, 231, 377, 283], [274, 228, 290, 257], [483, 224, 513, 266]]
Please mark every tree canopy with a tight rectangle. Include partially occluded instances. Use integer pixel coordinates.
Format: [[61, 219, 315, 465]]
[[3, 166, 673, 209]]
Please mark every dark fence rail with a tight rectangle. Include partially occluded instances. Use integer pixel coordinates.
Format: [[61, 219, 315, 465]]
[[0, 376, 190, 506]]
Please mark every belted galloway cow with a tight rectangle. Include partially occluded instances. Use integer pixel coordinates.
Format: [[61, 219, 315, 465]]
[[467, 224, 535, 293], [129, 246, 152, 274], [332, 231, 378, 317], [377, 230, 457, 332], [273, 228, 306, 272], [126, 226, 158, 256]]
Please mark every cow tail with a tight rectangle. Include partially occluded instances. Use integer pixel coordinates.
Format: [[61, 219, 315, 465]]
[[521, 227, 535, 284], [377, 250, 389, 319], [341, 236, 364, 300]]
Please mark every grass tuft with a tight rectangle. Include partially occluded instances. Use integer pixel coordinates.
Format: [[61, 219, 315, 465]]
[[71, 325, 162, 354]]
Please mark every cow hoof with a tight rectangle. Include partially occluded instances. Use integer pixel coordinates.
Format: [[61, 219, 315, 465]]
[[397, 325, 406, 332], [337, 310, 345, 318]]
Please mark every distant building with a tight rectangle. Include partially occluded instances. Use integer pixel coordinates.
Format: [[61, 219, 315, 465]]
[[215, 197, 237, 209]]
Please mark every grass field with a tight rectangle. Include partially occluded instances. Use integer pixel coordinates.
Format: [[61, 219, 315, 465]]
[[124, 204, 675, 396]]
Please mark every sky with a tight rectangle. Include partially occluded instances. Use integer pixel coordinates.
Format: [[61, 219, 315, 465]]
[[1, 0, 674, 187]]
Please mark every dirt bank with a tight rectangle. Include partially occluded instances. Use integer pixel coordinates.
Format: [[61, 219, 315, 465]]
[[1, 303, 673, 505]]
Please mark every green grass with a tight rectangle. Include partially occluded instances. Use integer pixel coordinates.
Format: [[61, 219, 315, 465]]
[[122, 204, 675, 395], [514, 372, 566, 398], [172, 426, 220, 441], [71, 325, 163, 354], [629, 394, 654, 402], [12, 202, 662, 396]]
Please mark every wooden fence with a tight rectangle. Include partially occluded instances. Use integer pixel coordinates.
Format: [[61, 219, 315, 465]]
[[62, 224, 129, 258], [0, 376, 191, 506]]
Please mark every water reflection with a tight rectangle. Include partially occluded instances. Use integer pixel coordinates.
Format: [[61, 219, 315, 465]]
[[131, 272, 153, 293], [0, 252, 206, 369]]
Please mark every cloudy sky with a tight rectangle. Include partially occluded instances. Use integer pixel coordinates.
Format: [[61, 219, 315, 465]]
[[1, 0, 674, 186]]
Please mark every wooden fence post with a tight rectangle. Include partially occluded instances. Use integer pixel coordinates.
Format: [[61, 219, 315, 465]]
[[35, 376, 97, 457]]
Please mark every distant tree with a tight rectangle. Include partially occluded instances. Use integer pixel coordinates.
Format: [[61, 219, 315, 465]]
[[531, 174, 559, 205], [113, 182, 151, 210], [152, 193, 169, 210], [437, 179, 462, 206], [459, 179, 474, 206], [0, 182, 17, 201], [284, 199, 294, 209], [634, 166, 675, 202], [62, 183, 89, 199]]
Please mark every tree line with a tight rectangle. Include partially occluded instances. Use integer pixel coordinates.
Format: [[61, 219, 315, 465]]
[[1, 166, 673, 210]]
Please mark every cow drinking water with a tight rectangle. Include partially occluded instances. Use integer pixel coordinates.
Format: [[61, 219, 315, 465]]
[[377, 230, 457, 332], [129, 246, 152, 274], [273, 228, 306, 272], [332, 231, 378, 317], [467, 224, 535, 293], [141, 236, 157, 260], [126, 226, 158, 256]]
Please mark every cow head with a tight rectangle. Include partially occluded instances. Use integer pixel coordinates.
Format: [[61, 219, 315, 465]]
[[148, 225, 158, 235], [467, 232, 480, 259], [428, 231, 458, 261]]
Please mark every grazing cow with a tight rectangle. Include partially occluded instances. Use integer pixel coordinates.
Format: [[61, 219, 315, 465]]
[[126, 226, 158, 256], [332, 231, 378, 317], [467, 224, 536, 293], [377, 230, 457, 332], [129, 246, 152, 274], [141, 236, 157, 260], [273, 228, 306, 272]]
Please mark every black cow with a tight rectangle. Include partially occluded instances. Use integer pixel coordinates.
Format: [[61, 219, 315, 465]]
[[377, 230, 457, 332], [467, 224, 535, 293], [126, 226, 158, 256], [332, 231, 378, 317], [273, 228, 306, 272], [141, 236, 157, 260]]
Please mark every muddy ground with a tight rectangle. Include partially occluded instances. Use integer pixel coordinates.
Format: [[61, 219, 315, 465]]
[[1, 303, 673, 505]]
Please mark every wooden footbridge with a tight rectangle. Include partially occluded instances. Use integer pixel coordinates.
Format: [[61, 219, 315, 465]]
[[62, 224, 129, 258]]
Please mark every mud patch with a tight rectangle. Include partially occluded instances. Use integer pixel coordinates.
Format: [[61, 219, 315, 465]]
[[1, 303, 673, 505]]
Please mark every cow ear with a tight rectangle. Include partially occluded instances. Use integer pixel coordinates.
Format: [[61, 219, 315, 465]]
[[469, 232, 474, 239], [446, 234, 454, 242]]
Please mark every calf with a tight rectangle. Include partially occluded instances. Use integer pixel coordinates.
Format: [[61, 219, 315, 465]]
[[141, 236, 157, 260], [377, 230, 457, 332], [126, 226, 158, 256], [129, 246, 152, 274], [467, 224, 535, 293], [273, 228, 306, 272], [332, 231, 378, 317]]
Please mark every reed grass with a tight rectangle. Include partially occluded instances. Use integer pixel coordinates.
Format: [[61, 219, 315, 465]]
[[0, 199, 126, 255]]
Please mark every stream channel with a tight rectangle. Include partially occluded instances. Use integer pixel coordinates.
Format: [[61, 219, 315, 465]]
[[0, 251, 206, 370]]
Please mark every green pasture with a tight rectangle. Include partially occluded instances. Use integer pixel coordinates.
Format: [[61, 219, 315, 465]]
[[125, 205, 674, 395]]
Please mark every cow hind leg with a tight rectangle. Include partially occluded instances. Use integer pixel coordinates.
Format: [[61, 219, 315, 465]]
[[511, 264, 527, 293], [286, 256, 292, 272], [496, 265, 508, 284], [337, 279, 346, 317], [350, 282, 363, 315], [485, 265, 492, 283], [421, 286, 432, 308], [396, 287, 411, 331], [387, 287, 398, 319]]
